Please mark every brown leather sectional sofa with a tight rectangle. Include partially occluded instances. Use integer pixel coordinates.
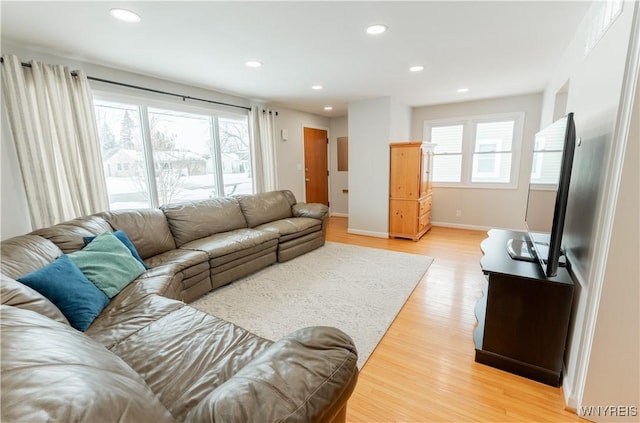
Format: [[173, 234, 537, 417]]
[[0, 190, 359, 422]]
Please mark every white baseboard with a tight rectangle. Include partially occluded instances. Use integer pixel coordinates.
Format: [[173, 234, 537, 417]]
[[347, 228, 389, 238], [331, 212, 349, 217], [431, 221, 493, 231]]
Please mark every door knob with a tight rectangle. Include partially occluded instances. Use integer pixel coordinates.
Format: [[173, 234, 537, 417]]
[[305, 178, 311, 182]]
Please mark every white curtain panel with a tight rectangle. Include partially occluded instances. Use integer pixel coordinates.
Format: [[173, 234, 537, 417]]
[[249, 106, 277, 192], [1, 54, 108, 229]]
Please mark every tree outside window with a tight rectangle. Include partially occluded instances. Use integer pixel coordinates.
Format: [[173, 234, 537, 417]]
[[94, 99, 253, 210]]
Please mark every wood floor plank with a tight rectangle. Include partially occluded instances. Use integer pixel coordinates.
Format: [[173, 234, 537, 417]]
[[325, 217, 583, 422]]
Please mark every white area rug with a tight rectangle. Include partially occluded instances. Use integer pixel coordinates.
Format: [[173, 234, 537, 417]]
[[191, 241, 433, 368]]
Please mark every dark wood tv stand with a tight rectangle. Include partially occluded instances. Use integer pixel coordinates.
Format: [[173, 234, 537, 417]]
[[475, 229, 574, 387]]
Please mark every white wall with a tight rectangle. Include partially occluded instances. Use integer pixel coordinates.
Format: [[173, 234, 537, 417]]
[[270, 106, 330, 202], [581, 65, 639, 422], [537, 0, 638, 413], [329, 116, 348, 215], [411, 93, 542, 230], [348, 97, 410, 237]]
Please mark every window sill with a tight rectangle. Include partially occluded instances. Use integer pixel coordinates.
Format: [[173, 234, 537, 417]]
[[433, 183, 519, 190]]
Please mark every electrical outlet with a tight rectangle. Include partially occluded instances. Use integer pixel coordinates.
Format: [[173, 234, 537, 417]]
[[455, 209, 462, 218]]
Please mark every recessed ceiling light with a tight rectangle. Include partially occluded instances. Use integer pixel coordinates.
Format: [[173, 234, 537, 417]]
[[109, 8, 141, 23], [245, 60, 262, 68], [457, 88, 469, 93], [409, 65, 425, 72], [366, 24, 387, 35], [312, 85, 323, 90], [324, 106, 333, 111]]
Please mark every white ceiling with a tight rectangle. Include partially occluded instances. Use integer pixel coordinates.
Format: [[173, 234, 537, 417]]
[[1, 1, 590, 117]]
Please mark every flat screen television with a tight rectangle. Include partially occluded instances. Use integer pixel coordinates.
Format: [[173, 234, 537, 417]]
[[507, 112, 576, 277]]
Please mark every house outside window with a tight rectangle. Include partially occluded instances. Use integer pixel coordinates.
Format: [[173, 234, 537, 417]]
[[424, 112, 524, 188], [94, 95, 253, 210]]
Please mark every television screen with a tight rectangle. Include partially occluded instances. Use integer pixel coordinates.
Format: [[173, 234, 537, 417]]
[[524, 113, 576, 277]]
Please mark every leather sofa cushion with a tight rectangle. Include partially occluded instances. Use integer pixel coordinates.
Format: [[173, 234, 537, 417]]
[[293, 202, 330, 220], [0, 235, 62, 279], [237, 190, 293, 228], [109, 304, 273, 421], [100, 209, 177, 259], [255, 217, 321, 237], [181, 228, 279, 259], [87, 284, 185, 349], [185, 326, 359, 423], [144, 248, 210, 275], [0, 305, 175, 423], [161, 198, 248, 247], [0, 274, 69, 325], [31, 215, 113, 253]]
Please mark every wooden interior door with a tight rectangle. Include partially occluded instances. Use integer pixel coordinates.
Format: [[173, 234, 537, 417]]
[[303, 127, 329, 205]]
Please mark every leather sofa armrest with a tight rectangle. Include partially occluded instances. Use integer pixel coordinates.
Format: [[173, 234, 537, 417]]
[[292, 203, 329, 221], [185, 326, 358, 423]]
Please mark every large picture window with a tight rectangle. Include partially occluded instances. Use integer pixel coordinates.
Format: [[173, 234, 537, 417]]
[[94, 97, 252, 210], [425, 113, 524, 188]]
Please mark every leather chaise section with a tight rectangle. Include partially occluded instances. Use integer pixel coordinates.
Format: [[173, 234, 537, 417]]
[[108, 304, 273, 422], [1, 305, 176, 423], [184, 326, 358, 423], [86, 283, 185, 349]]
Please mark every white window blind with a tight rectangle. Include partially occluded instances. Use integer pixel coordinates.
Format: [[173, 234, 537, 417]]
[[431, 124, 463, 183], [530, 121, 565, 185], [471, 120, 514, 183]]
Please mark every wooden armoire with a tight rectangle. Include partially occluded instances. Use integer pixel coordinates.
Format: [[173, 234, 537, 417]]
[[389, 142, 435, 241]]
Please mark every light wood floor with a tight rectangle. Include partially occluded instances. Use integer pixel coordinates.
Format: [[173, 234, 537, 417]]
[[325, 217, 583, 423]]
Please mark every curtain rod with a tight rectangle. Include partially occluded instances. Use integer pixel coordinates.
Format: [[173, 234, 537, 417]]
[[1, 58, 252, 112]]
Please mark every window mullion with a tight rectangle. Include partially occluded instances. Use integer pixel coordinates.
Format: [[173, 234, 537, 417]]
[[210, 115, 224, 198], [140, 105, 160, 207], [461, 120, 475, 184]]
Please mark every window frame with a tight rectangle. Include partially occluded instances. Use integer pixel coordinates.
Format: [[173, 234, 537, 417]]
[[93, 90, 253, 209], [423, 112, 525, 189]]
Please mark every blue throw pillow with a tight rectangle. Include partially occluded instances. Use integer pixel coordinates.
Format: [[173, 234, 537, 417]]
[[17, 255, 109, 332], [84, 230, 147, 269]]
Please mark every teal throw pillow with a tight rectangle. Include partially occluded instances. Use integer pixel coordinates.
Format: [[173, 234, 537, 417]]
[[17, 254, 109, 331], [69, 231, 146, 298], [84, 230, 148, 269]]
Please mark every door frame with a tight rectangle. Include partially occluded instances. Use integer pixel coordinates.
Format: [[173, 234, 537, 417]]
[[302, 123, 331, 208]]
